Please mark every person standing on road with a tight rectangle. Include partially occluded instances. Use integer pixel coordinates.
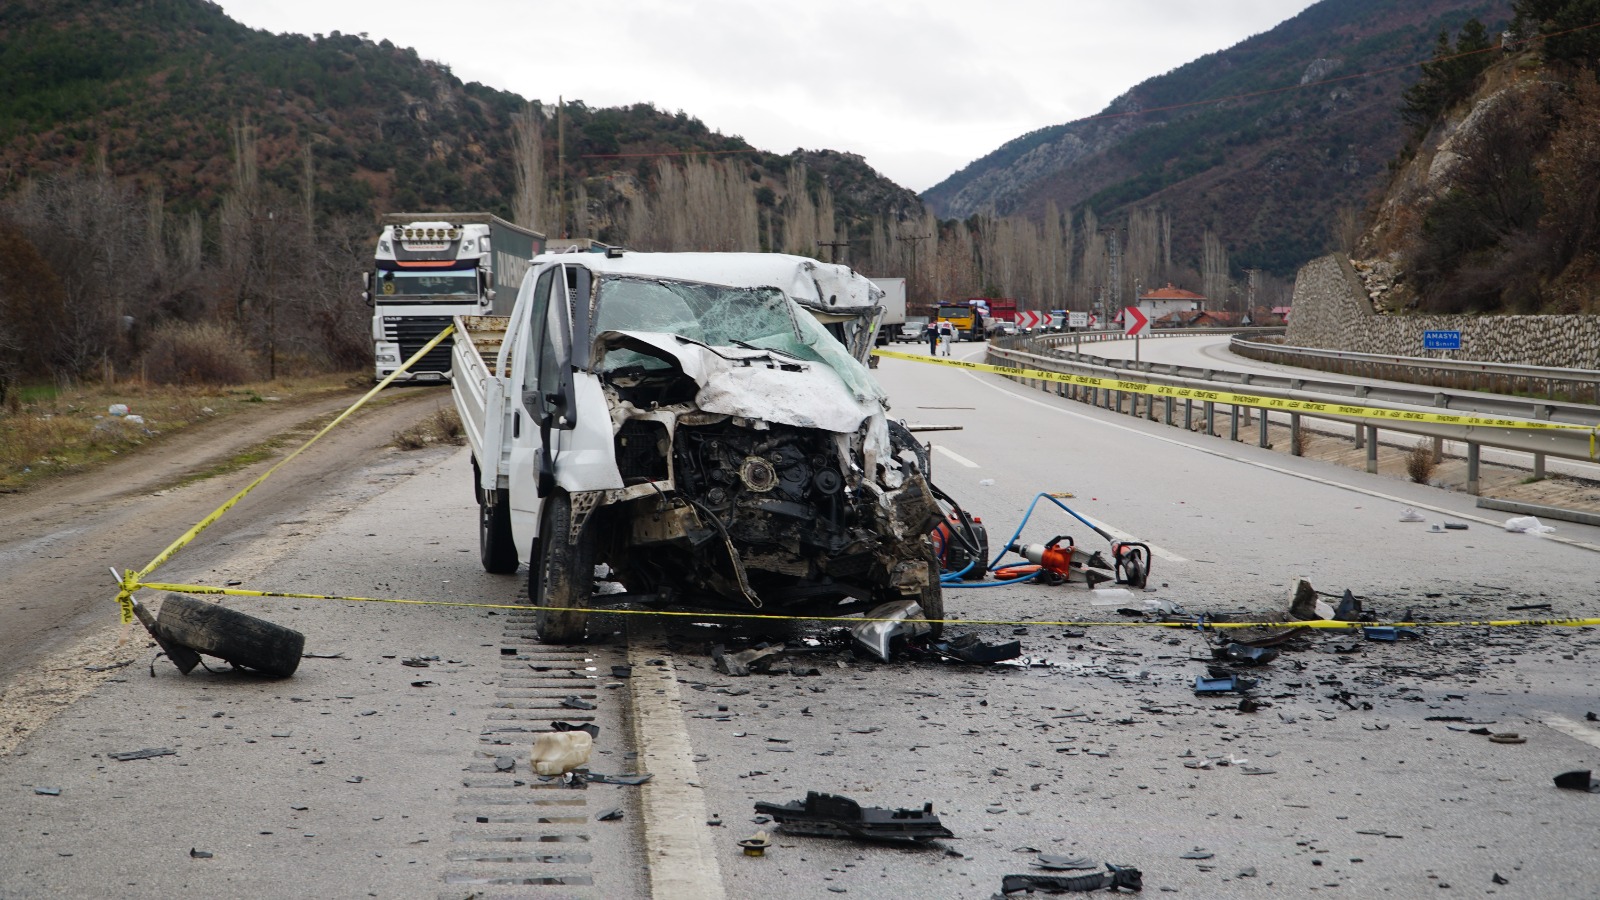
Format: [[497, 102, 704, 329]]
[[926, 320, 940, 355], [938, 320, 953, 356]]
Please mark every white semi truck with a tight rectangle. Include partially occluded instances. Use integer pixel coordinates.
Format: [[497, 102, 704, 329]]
[[450, 250, 942, 643], [363, 213, 545, 382]]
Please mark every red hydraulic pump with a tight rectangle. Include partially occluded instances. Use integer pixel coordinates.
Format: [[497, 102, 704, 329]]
[[1008, 534, 1151, 589]]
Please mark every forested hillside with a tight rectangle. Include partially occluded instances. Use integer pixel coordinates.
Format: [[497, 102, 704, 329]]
[[0, 0, 923, 395], [1357, 0, 1600, 315], [922, 0, 1518, 278]]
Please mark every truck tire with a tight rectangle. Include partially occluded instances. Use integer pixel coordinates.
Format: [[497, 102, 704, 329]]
[[154, 594, 305, 677], [531, 491, 592, 644], [480, 488, 519, 574]]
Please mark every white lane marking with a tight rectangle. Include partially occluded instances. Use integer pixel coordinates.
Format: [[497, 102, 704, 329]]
[[1541, 713, 1600, 751], [952, 367, 1600, 555], [1075, 513, 1188, 563], [627, 644, 726, 900], [933, 445, 980, 468]]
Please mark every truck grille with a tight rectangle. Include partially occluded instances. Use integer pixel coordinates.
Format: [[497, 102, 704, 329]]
[[383, 316, 455, 375]]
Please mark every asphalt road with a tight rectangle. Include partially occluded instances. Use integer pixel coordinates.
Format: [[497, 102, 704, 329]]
[[4, 352, 1600, 898]]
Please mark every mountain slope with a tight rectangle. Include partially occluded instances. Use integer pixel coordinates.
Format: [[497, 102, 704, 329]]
[[921, 0, 1516, 276], [0, 0, 918, 236]]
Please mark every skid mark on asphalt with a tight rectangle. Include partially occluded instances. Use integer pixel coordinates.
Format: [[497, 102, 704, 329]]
[[444, 603, 623, 896]]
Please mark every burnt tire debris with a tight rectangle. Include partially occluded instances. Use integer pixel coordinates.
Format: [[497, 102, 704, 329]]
[[144, 594, 305, 677]]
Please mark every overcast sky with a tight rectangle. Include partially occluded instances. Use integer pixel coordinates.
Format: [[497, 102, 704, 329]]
[[218, 0, 1321, 193]]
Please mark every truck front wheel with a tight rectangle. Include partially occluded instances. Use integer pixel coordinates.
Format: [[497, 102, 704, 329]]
[[479, 488, 518, 574], [531, 491, 593, 643]]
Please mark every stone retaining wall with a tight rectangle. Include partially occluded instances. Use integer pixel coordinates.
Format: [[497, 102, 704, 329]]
[[1285, 255, 1600, 370]]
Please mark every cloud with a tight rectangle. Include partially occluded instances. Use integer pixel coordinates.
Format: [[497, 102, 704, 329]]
[[218, 0, 1318, 190]]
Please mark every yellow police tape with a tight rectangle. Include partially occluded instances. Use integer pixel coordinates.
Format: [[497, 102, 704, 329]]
[[114, 325, 458, 625], [113, 323, 1600, 634], [872, 347, 1600, 456], [131, 579, 1600, 631]]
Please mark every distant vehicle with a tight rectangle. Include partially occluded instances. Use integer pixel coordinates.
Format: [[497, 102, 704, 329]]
[[869, 277, 907, 347], [897, 316, 929, 342], [991, 322, 1018, 337], [363, 213, 544, 383], [935, 303, 981, 341]]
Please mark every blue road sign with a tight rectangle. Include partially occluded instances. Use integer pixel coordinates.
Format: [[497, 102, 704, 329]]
[[1424, 330, 1461, 350]]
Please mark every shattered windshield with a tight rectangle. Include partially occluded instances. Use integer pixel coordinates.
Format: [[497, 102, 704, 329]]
[[593, 275, 883, 403]]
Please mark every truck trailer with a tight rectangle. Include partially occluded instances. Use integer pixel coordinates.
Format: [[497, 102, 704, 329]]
[[868, 277, 907, 346], [363, 213, 545, 382]]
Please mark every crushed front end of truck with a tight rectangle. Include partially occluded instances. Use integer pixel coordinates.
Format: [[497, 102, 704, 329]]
[[576, 270, 942, 624]]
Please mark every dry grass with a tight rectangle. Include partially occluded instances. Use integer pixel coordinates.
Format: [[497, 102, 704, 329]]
[[392, 406, 466, 451], [140, 321, 258, 385], [1406, 440, 1440, 484], [0, 374, 355, 492]]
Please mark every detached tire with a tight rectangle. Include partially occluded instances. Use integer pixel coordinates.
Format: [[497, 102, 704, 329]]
[[479, 488, 519, 574], [531, 491, 592, 644], [154, 594, 305, 677]]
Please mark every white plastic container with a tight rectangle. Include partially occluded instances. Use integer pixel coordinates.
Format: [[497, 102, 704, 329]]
[[531, 731, 592, 775]]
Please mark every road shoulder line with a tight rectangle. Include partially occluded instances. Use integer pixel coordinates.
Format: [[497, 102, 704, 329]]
[[627, 642, 726, 900]]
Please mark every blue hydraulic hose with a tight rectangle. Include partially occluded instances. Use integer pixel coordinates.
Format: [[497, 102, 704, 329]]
[[939, 491, 1098, 588]]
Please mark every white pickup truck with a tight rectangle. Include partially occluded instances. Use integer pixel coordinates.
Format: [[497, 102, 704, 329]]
[[451, 250, 943, 642]]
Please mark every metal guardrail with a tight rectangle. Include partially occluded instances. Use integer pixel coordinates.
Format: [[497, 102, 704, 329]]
[[985, 337, 1600, 495], [1229, 334, 1600, 405]]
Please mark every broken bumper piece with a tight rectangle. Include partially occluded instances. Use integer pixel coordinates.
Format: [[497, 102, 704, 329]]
[[1001, 864, 1144, 893], [753, 791, 953, 844], [930, 633, 1024, 664]]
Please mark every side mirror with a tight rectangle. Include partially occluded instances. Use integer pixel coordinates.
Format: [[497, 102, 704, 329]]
[[361, 290, 373, 307], [361, 272, 372, 289]]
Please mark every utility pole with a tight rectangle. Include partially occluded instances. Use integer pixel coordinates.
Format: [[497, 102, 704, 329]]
[[816, 240, 850, 264]]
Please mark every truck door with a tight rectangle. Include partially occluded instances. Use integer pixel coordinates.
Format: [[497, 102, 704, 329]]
[[507, 265, 572, 546]]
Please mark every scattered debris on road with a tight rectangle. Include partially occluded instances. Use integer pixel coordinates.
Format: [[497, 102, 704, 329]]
[[1000, 864, 1143, 894], [1554, 770, 1600, 793], [108, 747, 176, 761], [531, 730, 592, 775], [738, 830, 771, 857], [754, 791, 953, 844]]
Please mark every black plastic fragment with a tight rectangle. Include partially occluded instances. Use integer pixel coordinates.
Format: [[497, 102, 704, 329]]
[[1553, 770, 1600, 793], [1001, 864, 1143, 893], [930, 634, 1024, 664], [560, 696, 596, 711], [109, 747, 176, 762], [582, 772, 653, 786], [596, 807, 625, 821], [754, 791, 953, 844], [552, 721, 600, 739], [1213, 643, 1278, 666], [189, 848, 213, 859]]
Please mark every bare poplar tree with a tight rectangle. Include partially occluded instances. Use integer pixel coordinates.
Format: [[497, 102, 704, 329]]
[[1202, 229, 1231, 312], [511, 104, 545, 232]]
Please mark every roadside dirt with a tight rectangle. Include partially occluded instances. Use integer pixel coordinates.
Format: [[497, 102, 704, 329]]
[[0, 383, 455, 702]]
